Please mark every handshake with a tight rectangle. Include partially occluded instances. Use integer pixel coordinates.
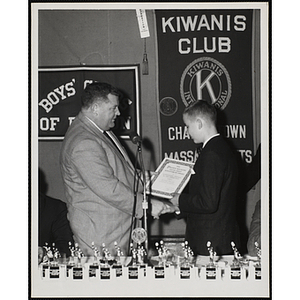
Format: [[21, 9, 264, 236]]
[[149, 196, 180, 219], [145, 171, 181, 219]]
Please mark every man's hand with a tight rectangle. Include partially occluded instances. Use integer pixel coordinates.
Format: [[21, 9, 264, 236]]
[[144, 170, 158, 185], [150, 199, 177, 219], [170, 193, 181, 215], [170, 193, 180, 206]]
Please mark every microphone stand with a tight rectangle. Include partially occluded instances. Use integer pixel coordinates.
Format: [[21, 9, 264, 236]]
[[137, 140, 149, 254], [128, 138, 149, 257]]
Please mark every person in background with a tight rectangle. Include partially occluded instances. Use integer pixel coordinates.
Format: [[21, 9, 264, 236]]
[[170, 100, 241, 255], [247, 199, 261, 256], [245, 144, 261, 256], [38, 169, 74, 263], [245, 144, 261, 193], [60, 82, 174, 256]]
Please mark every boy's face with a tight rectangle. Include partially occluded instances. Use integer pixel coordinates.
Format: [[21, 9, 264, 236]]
[[183, 113, 203, 144]]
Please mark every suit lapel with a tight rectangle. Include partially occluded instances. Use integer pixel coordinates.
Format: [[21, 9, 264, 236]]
[[106, 131, 135, 171]]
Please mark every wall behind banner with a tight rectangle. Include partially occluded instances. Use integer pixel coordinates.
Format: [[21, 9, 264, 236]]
[[37, 9, 260, 241]]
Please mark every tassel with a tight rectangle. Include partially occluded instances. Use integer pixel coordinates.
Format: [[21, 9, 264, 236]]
[[142, 53, 149, 75], [142, 39, 149, 75]]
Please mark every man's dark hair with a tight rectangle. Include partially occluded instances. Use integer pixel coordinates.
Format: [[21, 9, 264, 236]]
[[183, 100, 217, 125], [81, 82, 120, 108]]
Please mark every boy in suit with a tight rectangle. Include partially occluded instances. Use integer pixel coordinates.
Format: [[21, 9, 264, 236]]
[[171, 100, 241, 255]]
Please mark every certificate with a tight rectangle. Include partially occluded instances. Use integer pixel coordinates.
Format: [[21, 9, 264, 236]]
[[146, 158, 195, 199]]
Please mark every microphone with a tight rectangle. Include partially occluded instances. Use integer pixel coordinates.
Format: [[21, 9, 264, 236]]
[[129, 131, 142, 145]]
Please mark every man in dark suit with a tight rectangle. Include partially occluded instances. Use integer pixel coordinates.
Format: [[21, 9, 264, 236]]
[[38, 168, 74, 262], [39, 192, 74, 256], [170, 100, 241, 255]]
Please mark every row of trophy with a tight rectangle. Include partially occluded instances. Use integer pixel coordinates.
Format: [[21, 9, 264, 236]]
[[204, 240, 261, 280], [40, 239, 261, 280]]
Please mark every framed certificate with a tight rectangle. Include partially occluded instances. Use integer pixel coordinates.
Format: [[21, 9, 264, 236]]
[[146, 158, 195, 199]]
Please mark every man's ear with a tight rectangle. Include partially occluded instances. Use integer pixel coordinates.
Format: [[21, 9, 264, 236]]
[[196, 117, 203, 130], [91, 102, 99, 115]]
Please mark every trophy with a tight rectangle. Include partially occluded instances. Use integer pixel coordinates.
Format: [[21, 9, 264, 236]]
[[182, 241, 194, 265], [128, 242, 139, 279], [231, 241, 242, 262], [207, 241, 216, 265], [254, 242, 261, 280], [138, 244, 147, 276], [154, 240, 170, 279], [48, 243, 60, 279], [41, 242, 51, 277], [101, 243, 116, 265], [42, 243, 52, 263], [137, 244, 147, 264], [254, 241, 261, 260], [91, 242, 100, 263], [89, 242, 99, 278], [66, 241, 75, 277], [230, 241, 243, 279], [68, 242, 76, 264], [129, 227, 148, 277], [100, 243, 112, 279], [155, 240, 171, 266], [112, 241, 123, 277], [131, 227, 147, 256], [72, 243, 84, 280], [52, 243, 60, 262], [114, 241, 123, 264], [180, 241, 194, 279], [205, 241, 217, 280]]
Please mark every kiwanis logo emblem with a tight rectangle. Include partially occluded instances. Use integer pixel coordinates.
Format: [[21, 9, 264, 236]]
[[180, 57, 232, 110]]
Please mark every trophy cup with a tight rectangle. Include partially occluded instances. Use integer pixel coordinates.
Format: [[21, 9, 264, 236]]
[[66, 241, 75, 277], [205, 241, 217, 280], [154, 240, 170, 279], [112, 241, 123, 277], [41, 242, 51, 277], [156, 240, 172, 265], [254, 242, 261, 280], [43, 243, 53, 262], [230, 241, 243, 279], [89, 242, 99, 278], [49, 243, 60, 279], [128, 242, 139, 279], [137, 243, 147, 276], [128, 227, 148, 278], [180, 241, 194, 279], [72, 243, 84, 280], [100, 243, 112, 279]]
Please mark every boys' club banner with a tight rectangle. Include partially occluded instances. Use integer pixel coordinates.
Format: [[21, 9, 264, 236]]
[[155, 9, 254, 164], [38, 66, 140, 140]]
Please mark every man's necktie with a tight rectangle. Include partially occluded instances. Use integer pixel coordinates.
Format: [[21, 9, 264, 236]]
[[103, 131, 123, 156], [103, 131, 135, 171]]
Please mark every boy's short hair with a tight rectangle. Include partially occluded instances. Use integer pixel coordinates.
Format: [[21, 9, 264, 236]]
[[81, 82, 120, 108], [183, 100, 217, 125]]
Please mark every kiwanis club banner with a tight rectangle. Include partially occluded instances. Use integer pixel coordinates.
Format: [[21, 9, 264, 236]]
[[155, 9, 254, 164], [38, 66, 140, 140]]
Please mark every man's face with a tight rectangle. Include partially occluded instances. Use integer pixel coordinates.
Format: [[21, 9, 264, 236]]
[[95, 93, 120, 131], [183, 113, 203, 144]]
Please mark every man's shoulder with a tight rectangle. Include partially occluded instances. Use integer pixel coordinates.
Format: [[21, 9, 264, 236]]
[[39, 193, 67, 213], [63, 115, 97, 148]]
